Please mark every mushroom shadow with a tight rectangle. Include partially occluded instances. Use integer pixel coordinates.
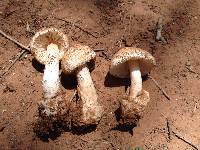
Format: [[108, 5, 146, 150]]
[[104, 72, 150, 88], [33, 118, 71, 142], [71, 124, 97, 135], [60, 72, 77, 90], [32, 58, 44, 73], [87, 59, 96, 72], [60, 60, 95, 90], [104, 72, 130, 87], [112, 107, 136, 135], [142, 74, 149, 82], [33, 116, 97, 141]]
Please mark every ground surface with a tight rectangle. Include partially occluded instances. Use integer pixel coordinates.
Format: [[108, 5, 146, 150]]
[[0, 0, 200, 149]]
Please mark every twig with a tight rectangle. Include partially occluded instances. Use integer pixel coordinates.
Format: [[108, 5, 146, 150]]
[[192, 102, 197, 116], [0, 29, 105, 79], [172, 131, 199, 150], [55, 17, 98, 38], [185, 65, 199, 75], [166, 118, 199, 150], [0, 50, 27, 78], [148, 75, 171, 100], [99, 51, 111, 60], [0, 29, 30, 51], [70, 90, 77, 102], [166, 118, 172, 141], [93, 49, 105, 52], [26, 22, 35, 34], [156, 18, 167, 43], [0, 29, 30, 79]]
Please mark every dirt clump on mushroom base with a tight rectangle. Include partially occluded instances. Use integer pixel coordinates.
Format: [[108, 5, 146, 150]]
[[34, 95, 98, 136], [33, 95, 72, 138], [119, 90, 150, 126]]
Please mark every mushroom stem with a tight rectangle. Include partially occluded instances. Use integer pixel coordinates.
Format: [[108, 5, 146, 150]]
[[76, 65, 102, 123], [43, 43, 60, 99], [129, 60, 142, 100]]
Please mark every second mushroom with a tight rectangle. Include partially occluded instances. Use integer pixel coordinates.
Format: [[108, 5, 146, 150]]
[[110, 47, 156, 124], [61, 44, 103, 126]]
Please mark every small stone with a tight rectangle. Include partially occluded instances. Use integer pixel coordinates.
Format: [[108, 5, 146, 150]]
[[2, 109, 6, 114], [0, 122, 6, 132], [3, 84, 16, 93]]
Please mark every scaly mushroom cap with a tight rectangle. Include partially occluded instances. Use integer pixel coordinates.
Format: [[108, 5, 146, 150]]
[[30, 28, 69, 64], [62, 44, 96, 74], [110, 47, 156, 78]]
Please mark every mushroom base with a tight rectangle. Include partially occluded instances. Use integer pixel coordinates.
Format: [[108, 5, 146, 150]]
[[34, 95, 70, 138], [72, 95, 104, 126], [119, 90, 150, 125], [80, 106, 103, 126], [38, 95, 70, 119]]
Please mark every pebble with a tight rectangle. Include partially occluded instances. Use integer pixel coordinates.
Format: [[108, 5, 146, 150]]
[[3, 84, 16, 93]]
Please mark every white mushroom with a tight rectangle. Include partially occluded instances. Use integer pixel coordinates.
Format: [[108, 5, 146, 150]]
[[30, 28, 69, 99], [61, 44, 103, 125], [110, 47, 156, 123]]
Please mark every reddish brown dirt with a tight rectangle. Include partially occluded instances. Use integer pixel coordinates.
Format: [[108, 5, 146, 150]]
[[1, 0, 200, 149]]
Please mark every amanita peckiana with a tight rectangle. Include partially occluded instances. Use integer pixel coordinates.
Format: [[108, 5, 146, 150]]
[[30, 28, 69, 116], [61, 44, 103, 126], [110, 47, 156, 124]]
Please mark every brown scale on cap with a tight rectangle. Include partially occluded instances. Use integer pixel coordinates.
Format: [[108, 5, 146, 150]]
[[62, 44, 96, 74]]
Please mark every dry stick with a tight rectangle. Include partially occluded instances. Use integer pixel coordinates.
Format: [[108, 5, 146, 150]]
[[70, 90, 77, 102], [55, 17, 98, 38], [148, 75, 171, 100], [0, 50, 26, 78], [172, 131, 199, 150], [185, 65, 199, 75], [0, 30, 30, 78], [166, 118, 199, 150], [156, 18, 167, 43], [166, 118, 172, 141], [0, 30, 30, 51], [0, 29, 102, 53], [93, 49, 105, 52], [0, 29, 103, 78]]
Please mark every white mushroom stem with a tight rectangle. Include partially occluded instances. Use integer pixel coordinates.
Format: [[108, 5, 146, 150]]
[[77, 65, 98, 106], [76, 65, 102, 122], [128, 60, 142, 100], [43, 43, 60, 99]]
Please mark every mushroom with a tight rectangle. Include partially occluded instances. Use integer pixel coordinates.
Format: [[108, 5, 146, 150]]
[[110, 47, 156, 124], [30, 28, 69, 99], [61, 44, 103, 125]]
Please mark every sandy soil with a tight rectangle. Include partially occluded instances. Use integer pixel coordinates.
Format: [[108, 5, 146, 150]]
[[0, 0, 200, 149]]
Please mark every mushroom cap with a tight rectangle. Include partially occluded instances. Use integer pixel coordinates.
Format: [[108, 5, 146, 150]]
[[30, 28, 69, 64], [110, 47, 156, 78], [62, 44, 96, 74]]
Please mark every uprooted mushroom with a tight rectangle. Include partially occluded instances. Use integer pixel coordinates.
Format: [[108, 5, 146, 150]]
[[30, 28, 69, 116], [110, 47, 156, 125], [61, 44, 104, 126]]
